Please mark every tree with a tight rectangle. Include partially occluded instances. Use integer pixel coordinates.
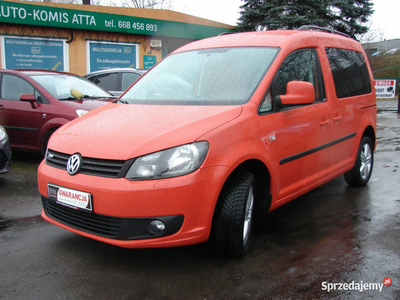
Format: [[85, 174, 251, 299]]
[[238, 0, 374, 39], [118, 0, 172, 9]]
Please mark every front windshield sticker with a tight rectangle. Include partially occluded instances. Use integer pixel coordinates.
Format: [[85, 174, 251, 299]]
[[55, 83, 70, 97]]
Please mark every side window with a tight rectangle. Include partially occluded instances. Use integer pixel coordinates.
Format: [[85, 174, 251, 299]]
[[91, 73, 118, 91], [260, 49, 324, 113], [326, 48, 372, 98], [86, 75, 96, 83], [1, 74, 35, 101], [121, 73, 141, 91], [35, 90, 49, 104]]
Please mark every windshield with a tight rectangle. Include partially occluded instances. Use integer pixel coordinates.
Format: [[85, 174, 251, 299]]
[[120, 47, 278, 105], [31, 74, 112, 100]]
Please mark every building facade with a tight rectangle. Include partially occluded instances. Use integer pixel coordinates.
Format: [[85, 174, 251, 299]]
[[363, 38, 400, 56], [0, 0, 236, 75]]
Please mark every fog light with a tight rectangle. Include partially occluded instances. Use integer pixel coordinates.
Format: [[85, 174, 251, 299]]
[[147, 220, 166, 234]]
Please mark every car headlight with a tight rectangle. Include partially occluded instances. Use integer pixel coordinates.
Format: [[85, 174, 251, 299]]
[[76, 109, 89, 117], [126, 141, 209, 180], [0, 126, 7, 142]]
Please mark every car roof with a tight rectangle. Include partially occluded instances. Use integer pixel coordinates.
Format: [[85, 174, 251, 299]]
[[2, 69, 77, 76], [174, 30, 361, 54], [84, 68, 146, 77]]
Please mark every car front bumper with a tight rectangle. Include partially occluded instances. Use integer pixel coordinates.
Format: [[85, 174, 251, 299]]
[[38, 160, 229, 248]]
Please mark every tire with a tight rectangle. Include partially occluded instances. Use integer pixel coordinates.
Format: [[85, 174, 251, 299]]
[[344, 136, 374, 186], [213, 172, 255, 257]]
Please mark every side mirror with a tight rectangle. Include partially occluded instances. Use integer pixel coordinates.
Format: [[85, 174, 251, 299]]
[[20, 93, 38, 109], [275, 81, 315, 108]]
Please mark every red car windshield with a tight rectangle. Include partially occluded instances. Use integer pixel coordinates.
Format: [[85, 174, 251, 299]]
[[31, 74, 112, 100]]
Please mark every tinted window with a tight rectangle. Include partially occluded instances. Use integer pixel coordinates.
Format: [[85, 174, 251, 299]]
[[1, 75, 34, 101], [326, 48, 372, 98], [35, 90, 49, 104], [92, 73, 119, 91], [122, 73, 141, 91]]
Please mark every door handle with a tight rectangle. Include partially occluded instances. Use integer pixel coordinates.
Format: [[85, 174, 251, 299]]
[[320, 119, 330, 127], [0, 104, 4, 110], [333, 115, 342, 123]]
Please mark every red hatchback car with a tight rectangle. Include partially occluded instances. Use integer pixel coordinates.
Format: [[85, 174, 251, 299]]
[[0, 69, 115, 155]]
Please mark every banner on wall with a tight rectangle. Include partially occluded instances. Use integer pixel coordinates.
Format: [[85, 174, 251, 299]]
[[88, 42, 138, 72], [2, 37, 66, 70], [143, 55, 156, 70]]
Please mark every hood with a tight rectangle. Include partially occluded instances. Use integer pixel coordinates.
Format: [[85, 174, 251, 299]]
[[48, 103, 242, 159], [60, 98, 114, 111]]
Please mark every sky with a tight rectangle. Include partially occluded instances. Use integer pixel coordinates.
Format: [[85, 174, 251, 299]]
[[170, 0, 400, 42]]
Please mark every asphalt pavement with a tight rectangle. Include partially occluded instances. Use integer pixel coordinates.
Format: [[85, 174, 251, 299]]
[[0, 111, 399, 299]]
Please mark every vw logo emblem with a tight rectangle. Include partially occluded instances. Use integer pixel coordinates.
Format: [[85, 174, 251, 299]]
[[67, 154, 82, 175]]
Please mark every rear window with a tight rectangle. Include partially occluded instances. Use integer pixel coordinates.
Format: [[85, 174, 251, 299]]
[[89, 73, 119, 91], [122, 72, 141, 90], [326, 48, 372, 98]]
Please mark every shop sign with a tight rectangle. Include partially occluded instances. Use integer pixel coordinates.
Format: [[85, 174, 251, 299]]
[[143, 55, 156, 70], [0, 2, 236, 39]]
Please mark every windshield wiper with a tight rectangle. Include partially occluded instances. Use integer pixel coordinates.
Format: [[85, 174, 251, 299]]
[[118, 99, 129, 104], [60, 95, 116, 100], [59, 96, 78, 100], [83, 95, 117, 99]]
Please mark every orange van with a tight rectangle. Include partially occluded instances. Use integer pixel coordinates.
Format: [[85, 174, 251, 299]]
[[38, 27, 376, 257]]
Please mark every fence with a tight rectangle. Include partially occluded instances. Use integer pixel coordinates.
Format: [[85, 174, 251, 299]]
[[377, 98, 399, 111]]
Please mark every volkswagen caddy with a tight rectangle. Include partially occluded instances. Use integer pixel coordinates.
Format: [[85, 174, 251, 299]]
[[38, 27, 376, 257]]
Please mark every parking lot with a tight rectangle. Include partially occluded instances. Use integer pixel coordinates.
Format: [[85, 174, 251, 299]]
[[0, 111, 399, 300]]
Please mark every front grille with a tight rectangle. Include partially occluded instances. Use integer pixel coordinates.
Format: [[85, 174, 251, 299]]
[[46, 149, 134, 178], [42, 196, 121, 238], [42, 196, 184, 240]]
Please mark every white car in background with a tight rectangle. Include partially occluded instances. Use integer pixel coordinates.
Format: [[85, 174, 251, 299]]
[[84, 68, 146, 96]]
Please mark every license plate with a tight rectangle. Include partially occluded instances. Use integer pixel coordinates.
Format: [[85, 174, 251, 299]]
[[48, 184, 92, 212]]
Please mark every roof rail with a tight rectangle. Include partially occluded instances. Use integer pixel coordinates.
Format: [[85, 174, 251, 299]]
[[218, 32, 236, 36], [298, 25, 351, 39]]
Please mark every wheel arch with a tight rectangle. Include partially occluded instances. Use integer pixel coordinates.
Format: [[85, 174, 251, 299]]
[[363, 125, 376, 151], [212, 159, 272, 227], [39, 117, 71, 155]]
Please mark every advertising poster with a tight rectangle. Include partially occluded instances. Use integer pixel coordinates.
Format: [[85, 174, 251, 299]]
[[88, 42, 138, 72], [2, 37, 66, 70]]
